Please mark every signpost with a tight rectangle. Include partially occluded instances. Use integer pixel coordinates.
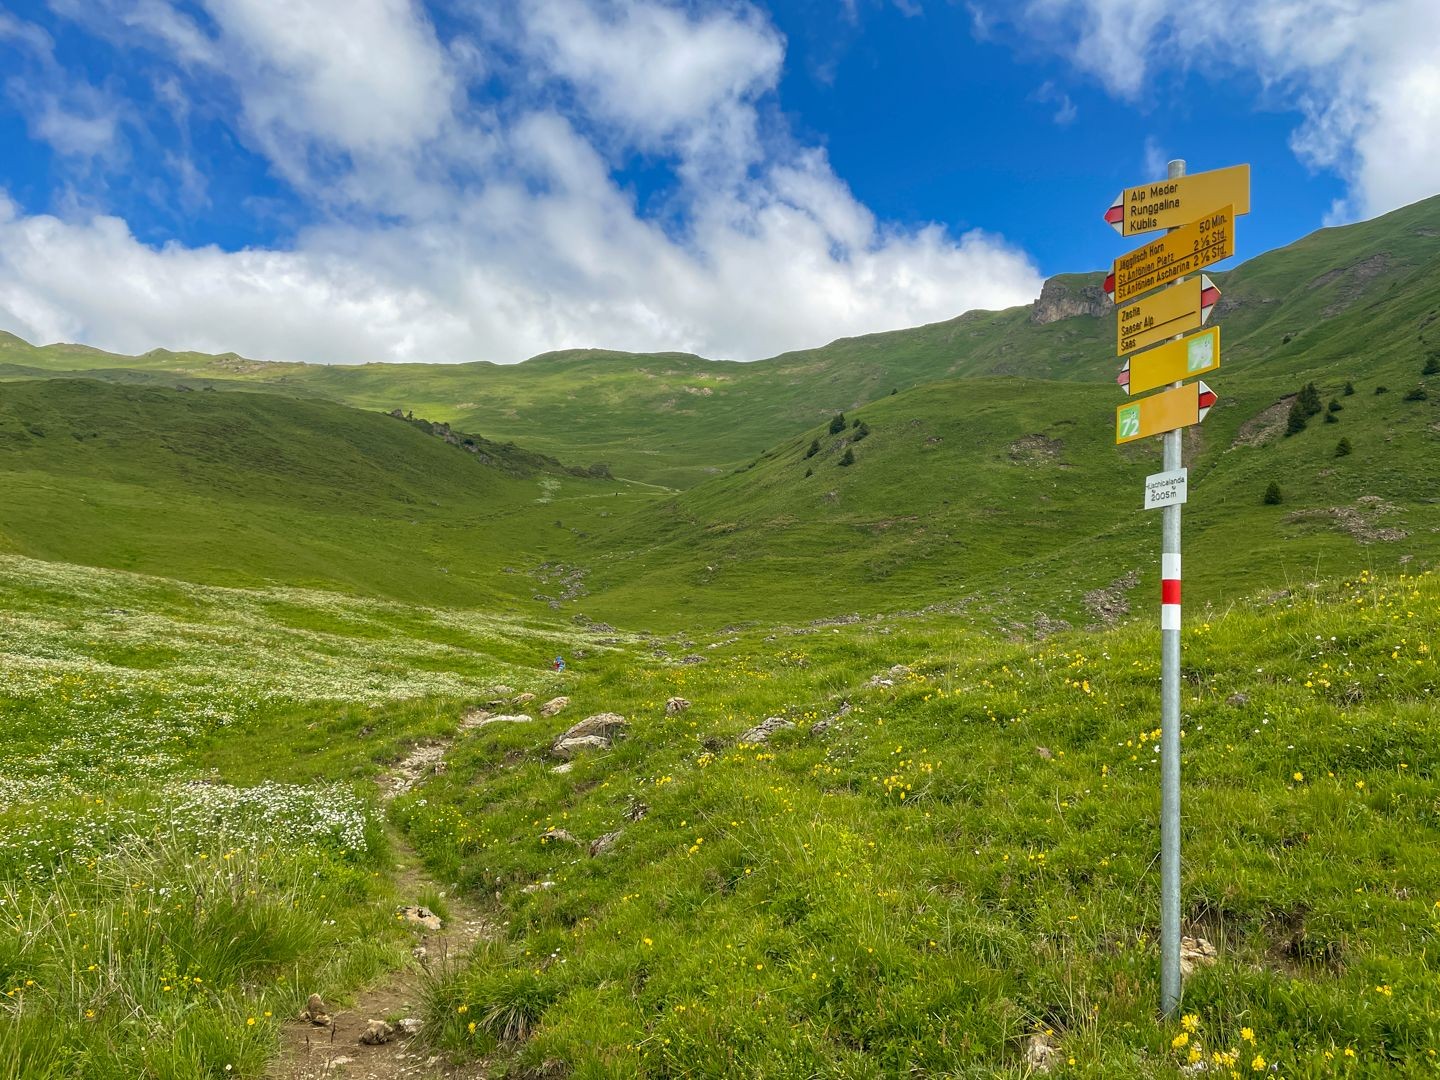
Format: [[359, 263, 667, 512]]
[[1103, 163, 1251, 236], [1118, 326, 1221, 397], [1115, 380, 1216, 443], [1117, 275, 1220, 355], [1102, 157, 1248, 1017], [1104, 206, 1234, 304]]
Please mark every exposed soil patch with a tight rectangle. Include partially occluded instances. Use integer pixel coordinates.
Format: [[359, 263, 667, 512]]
[[1085, 569, 1140, 625], [1232, 396, 1295, 448], [1008, 433, 1064, 465], [1312, 252, 1391, 317], [1286, 496, 1409, 544]]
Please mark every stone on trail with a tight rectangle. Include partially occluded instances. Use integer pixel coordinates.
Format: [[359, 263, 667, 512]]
[[359, 1019, 395, 1045], [739, 717, 794, 744], [665, 696, 690, 715], [397, 1018, 424, 1037], [301, 993, 332, 1026], [397, 905, 443, 931]]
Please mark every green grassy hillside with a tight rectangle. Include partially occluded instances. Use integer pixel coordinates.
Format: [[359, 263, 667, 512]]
[[0, 380, 643, 608], [574, 352, 1439, 630], [6, 194, 1439, 487], [10, 552, 1430, 1076]]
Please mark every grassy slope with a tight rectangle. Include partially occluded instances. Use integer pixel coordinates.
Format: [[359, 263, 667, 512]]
[[6, 194, 1439, 487], [367, 569, 1436, 1077], [0, 380, 644, 609], [0, 552, 607, 1078]]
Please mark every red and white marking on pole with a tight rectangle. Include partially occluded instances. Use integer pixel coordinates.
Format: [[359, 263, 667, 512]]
[[1161, 554, 1181, 631]]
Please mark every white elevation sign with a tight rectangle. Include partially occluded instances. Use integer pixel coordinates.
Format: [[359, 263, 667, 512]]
[[1144, 468, 1189, 511]]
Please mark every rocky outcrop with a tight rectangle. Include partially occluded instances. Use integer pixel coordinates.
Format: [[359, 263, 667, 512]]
[[1029, 275, 1111, 325]]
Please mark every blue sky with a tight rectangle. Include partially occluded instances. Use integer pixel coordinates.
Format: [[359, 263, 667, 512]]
[[0, 0, 1435, 364]]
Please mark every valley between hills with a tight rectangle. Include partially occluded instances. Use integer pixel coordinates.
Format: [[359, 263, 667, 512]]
[[1, 194, 1438, 1077]]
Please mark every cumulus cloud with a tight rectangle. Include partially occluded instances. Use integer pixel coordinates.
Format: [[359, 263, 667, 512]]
[[0, 0, 1043, 364], [998, 0, 1440, 220]]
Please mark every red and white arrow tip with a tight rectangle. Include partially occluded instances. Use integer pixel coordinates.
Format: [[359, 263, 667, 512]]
[[1116, 358, 1130, 391], [1199, 274, 1221, 322], [1197, 381, 1218, 420], [1104, 193, 1125, 233], [1103, 271, 1116, 300]]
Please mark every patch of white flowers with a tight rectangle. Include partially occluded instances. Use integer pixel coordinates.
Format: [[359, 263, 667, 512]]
[[0, 552, 621, 874]]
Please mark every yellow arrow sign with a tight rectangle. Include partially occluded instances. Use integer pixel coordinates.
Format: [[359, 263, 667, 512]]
[[1107, 206, 1234, 305], [1104, 164, 1250, 236], [1116, 275, 1220, 356], [1120, 326, 1221, 396], [1115, 381, 1217, 444]]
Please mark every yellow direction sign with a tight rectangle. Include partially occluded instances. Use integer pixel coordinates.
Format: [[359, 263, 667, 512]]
[[1104, 164, 1250, 236], [1105, 206, 1234, 305], [1117, 275, 1220, 356], [1118, 326, 1220, 396], [1115, 381, 1217, 445]]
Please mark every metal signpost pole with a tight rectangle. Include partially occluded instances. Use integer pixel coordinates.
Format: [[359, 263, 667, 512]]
[[1158, 157, 1185, 1017]]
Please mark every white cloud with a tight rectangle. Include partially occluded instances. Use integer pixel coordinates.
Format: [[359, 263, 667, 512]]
[[998, 0, 1440, 219], [0, 0, 1045, 365]]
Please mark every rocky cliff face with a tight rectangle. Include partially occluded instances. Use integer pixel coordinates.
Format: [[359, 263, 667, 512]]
[[1029, 276, 1112, 325]]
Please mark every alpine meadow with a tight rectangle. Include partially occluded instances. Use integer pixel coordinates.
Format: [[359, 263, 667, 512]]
[[3, 178, 1440, 1080]]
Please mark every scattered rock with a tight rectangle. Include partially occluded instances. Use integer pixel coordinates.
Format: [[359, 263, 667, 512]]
[[1022, 1032, 1061, 1073], [865, 675, 894, 688], [552, 734, 610, 759], [1180, 936, 1218, 976], [550, 762, 574, 774], [541, 828, 582, 846], [489, 684, 516, 696], [810, 701, 850, 736], [556, 712, 628, 743], [301, 993, 332, 1026], [623, 798, 649, 821], [359, 1019, 395, 1045], [411, 943, 428, 960], [539, 696, 571, 717], [665, 697, 691, 715], [397, 905, 443, 931], [589, 830, 623, 857], [1226, 692, 1250, 708], [514, 692, 537, 704], [679, 655, 706, 665], [1036, 746, 1054, 760], [739, 717, 794, 743], [522, 880, 556, 894], [889, 664, 911, 677], [465, 712, 533, 730], [397, 1018, 424, 1037]]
